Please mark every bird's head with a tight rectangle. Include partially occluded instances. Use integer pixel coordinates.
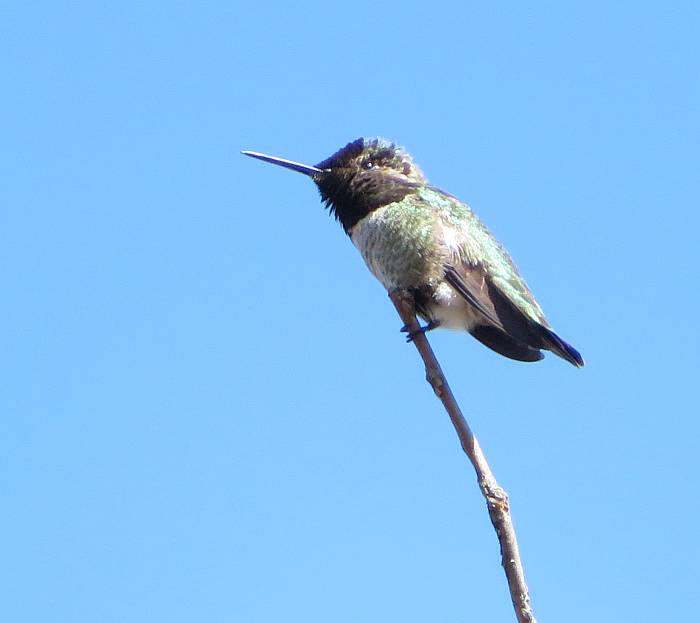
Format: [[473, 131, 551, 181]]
[[242, 137, 425, 233]]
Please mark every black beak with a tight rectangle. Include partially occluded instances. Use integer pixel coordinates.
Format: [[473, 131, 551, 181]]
[[241, 150, 325, 177]]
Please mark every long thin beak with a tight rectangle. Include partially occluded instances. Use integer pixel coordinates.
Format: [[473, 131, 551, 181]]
[[241, 150, 325, 177]]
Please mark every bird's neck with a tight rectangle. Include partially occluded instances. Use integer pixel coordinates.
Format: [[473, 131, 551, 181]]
[[318, 173, 420, 234]]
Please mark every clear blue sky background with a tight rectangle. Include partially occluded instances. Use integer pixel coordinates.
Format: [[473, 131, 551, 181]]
[[2, 3, 698, 622]]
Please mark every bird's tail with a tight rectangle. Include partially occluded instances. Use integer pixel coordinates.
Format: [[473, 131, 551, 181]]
[[537, 326, 584, 367]]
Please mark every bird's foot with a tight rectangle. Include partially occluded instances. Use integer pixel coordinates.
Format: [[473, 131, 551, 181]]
[[400, 320, 440, 343]]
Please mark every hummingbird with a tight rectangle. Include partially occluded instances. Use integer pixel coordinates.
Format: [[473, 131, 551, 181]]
[[242, 138, 583, 367]]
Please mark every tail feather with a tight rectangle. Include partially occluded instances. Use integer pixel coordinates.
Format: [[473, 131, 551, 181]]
[[538, 326, 584, 367]]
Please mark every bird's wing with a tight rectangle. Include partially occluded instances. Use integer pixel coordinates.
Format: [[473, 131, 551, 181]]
[[421, 188, 583, 366], [442, 264, 501, 327], [418, 186, 548, 324], [442, 262, 539, 344], [440, 263, 544, 361]]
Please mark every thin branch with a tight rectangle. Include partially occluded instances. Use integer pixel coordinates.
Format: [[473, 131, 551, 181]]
[[388, 290, 537, 623]]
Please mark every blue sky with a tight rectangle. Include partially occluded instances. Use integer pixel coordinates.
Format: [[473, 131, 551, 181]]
[[2, 2, 698, 621]]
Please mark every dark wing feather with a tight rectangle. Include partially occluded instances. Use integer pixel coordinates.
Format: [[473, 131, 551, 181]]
[[481, 274, 584, 366], [443, 265, 502, 327], [470, 325, 544, 363], [444, 264, 584, 367], [444, 264, 538, 347]]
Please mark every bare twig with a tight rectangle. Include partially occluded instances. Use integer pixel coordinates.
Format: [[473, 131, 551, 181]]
[[389, 290, 537, 623]]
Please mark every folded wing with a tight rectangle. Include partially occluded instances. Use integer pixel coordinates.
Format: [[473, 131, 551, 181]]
[[444, 263, 583, 367]]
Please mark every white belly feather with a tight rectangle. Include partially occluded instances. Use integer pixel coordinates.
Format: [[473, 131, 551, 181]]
[[430, 282, 481, 331]]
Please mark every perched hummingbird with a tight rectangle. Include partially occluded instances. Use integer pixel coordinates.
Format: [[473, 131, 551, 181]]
[[242, 138, 583, 367]]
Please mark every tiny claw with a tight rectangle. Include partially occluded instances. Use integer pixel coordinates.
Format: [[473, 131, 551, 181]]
[[401, 320, 440, 342]]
